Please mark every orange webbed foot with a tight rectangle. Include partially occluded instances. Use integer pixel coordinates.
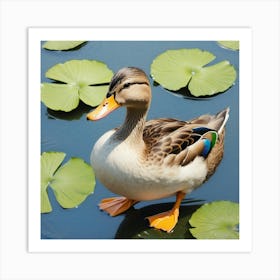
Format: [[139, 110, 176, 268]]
[[146, 208, 179, 233], [99, 197, 138, 216], [146, 191, 185, 233]]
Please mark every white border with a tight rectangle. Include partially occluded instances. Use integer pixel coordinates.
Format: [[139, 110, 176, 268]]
[[1, 1, 279, 279], [28, 27, 252, 253]]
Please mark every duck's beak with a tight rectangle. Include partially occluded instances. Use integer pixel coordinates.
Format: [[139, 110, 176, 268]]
[[87, 95, 121, 121]]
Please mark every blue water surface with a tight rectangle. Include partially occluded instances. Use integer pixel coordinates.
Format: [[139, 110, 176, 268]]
[[41, 41, 239, 239]]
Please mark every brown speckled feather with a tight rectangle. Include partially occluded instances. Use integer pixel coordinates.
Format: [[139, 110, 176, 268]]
[[143, 108, 229, 169]]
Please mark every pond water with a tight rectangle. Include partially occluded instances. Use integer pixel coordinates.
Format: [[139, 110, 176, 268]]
[[41, 41, 239, 239]]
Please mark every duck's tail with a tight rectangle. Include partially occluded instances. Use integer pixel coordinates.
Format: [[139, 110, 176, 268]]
[[189, 107, 230, 135], [214, 107, 230, 134]]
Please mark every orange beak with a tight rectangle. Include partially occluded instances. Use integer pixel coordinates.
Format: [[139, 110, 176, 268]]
[[86, 95, 121, 121]]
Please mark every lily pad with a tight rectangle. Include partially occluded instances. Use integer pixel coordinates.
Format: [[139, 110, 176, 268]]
[[41, 152, 95, 213], [218, 41, 239, 51], [150, 48, 236, 97], [43, 41, 86, 50], [189, 201, 239, 239], [41, 60, 114, 112], [41, 83, 80, 112]]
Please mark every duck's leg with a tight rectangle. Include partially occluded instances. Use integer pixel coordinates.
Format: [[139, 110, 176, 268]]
[[99, 197, 138, 216], [146, 191, 185, 233]]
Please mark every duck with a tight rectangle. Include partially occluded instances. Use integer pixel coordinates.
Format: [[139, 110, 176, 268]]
[[87, 67, 229, 233]]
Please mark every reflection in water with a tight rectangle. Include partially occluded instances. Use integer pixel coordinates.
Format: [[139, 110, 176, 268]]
[[46, 102, 93, 121], [115, 200, 204, 239], [168, 86, 229, 101], [41, 137, 58, 150]]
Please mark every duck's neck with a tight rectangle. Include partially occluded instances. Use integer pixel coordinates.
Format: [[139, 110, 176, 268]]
[[114, 107, 147, 145]]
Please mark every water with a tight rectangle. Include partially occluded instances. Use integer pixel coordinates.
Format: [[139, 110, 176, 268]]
[[41, 41, 239, 239]]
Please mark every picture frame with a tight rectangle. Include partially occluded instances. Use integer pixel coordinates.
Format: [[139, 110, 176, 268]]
[[29, 27, 251, 252], [1, 1, 279, 279]]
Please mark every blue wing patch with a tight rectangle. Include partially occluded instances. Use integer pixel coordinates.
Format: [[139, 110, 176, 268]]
[[202, 138, 212, 157], [200, 131, 218, 158]]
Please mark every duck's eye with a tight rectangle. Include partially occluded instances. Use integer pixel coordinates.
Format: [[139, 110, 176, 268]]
[[122, 83, 131, 89]]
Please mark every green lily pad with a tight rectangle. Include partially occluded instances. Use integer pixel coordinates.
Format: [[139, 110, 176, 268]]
[[41, 152, 95, 213], [43, 41, 86, 50], [41, 83, 80, 112], [218, 41, 239, 51], [41, 60, 114, 112], [189, 201, 239, 239], [150, 48, 236, 96]]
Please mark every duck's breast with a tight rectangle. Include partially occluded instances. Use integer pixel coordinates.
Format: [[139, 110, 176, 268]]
[[90, 132, 208, 200]]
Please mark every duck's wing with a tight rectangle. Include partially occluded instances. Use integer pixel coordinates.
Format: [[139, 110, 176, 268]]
[[143, 119, 218, 166], [143, 118, 187, 147], [143, 108, 229, 167]]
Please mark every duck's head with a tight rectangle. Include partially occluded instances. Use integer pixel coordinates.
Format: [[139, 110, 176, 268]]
[[87, 67, 151, 121]]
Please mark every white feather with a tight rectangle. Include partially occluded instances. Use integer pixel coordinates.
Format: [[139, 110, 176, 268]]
[[91, 130, 208, 201]]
